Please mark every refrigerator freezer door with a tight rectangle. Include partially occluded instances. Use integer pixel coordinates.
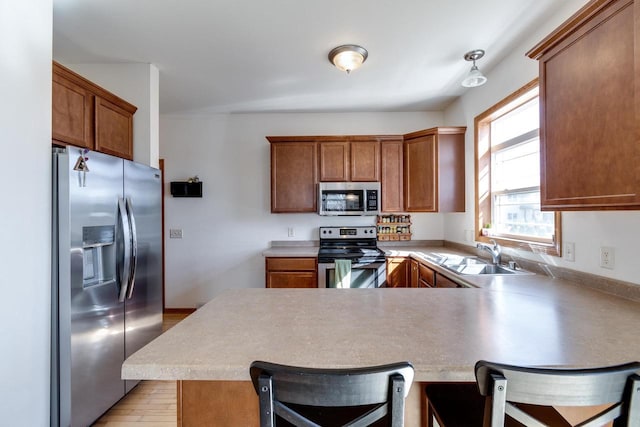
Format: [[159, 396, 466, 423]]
[[53, 148, 126, 427], [123, 160, 163, 393]]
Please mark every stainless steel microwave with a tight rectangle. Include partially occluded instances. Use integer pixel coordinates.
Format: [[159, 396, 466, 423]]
[[318, 182, 380, 216]]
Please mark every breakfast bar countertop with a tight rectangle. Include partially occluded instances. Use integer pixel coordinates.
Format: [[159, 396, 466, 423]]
[[122, 285, 640, 383]]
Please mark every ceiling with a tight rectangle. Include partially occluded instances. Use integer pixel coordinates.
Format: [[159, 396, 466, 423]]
[[53, 0, 566, 115]]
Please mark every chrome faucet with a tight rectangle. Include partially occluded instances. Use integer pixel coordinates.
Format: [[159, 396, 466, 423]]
[[477, 239, 502, 265]]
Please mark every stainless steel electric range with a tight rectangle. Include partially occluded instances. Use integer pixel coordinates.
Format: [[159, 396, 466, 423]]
[[317, 226, 387, 288]]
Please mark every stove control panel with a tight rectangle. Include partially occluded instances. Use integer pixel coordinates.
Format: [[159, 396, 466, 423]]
[[319, 226, 377, 239]]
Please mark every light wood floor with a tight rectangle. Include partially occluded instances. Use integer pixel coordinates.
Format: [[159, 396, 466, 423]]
[[92, 312, 189, 427]]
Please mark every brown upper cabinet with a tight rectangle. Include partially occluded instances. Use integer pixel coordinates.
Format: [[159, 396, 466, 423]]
[[52, 61, 137, 160], [318, 137, 381, 182], [318, 140, 350, 181], [380, 138, 404, 212], [268, 130, 465, 214], [403, 127, 466, 212], [268, 137, 318, 213], [527, 0, 640, 210]]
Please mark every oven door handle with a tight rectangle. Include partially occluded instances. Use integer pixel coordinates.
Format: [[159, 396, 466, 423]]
[[321, 262, 384, 269]]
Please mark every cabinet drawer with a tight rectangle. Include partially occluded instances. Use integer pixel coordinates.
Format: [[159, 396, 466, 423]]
[[266, 257, 316, 271], [418, 263, 435, 286], [266, 272, 317, 288]]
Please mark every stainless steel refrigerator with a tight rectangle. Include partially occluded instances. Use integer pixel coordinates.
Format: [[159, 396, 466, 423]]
[[51, 146, 163, 427]]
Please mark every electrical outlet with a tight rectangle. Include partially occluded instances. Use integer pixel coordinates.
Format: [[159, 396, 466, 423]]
[[600, 246, 614, 269], [563, 242, 575, 262], [169, 229, 183, 239], [287, 227, 295, 237]]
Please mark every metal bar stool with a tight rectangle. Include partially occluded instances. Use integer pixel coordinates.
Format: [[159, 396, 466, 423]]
[[250, 360, 414, 427], [425, 360, 640, 427]]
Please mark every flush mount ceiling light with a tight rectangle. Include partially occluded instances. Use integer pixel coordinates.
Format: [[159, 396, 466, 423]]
[[328, 45, 368, 74], [461, 49, 487, 88]]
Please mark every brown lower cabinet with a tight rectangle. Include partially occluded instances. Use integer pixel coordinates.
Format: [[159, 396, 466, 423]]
[[265, 257, 317, 288], [386, 257, 409, 287], [389, 257, 462, 288]]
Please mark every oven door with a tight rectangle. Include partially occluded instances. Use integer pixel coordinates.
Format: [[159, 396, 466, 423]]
[[317, 261, 386, 288]]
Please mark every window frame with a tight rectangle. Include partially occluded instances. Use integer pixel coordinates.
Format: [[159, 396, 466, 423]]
[[474, 79, 561, 256]]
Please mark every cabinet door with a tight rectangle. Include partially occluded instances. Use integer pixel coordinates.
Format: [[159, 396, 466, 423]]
[[381, 140, 404, 212], [350, 140, 380, 182], [418, 263, 435, 288], [270, 142, 318, 213], [95, 96, 134, 160], [437, 133, 465, 212], [530, 0, 640, 209], [52, 71, 94, 149], [435, 274, 459, 288], [386, 257, 408, 288], [319, 141, 349, 181], [404, 134, 437, 212]]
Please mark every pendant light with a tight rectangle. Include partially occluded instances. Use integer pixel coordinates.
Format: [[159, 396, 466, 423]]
[[461, 49, 487, 88], [328, 45, 368, 74]]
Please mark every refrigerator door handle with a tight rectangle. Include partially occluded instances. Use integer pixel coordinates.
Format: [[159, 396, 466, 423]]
[[117, 197, 132, 302], [125, 197, 138, 299]]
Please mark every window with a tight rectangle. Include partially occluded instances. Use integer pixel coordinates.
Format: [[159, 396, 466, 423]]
[[475, 79, 561, 255]]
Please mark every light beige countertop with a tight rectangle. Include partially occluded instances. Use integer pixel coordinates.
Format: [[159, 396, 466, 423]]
[[122, 285, 640, 383]]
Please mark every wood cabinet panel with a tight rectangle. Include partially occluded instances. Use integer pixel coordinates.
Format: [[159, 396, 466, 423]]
[[52, 71, 94, 149], [403, 127, 466, 213], [95, 96, 134, 160], [418, 263, 435, 288], [437, 133, 466, 212], [178, 381, 259, 427], [409, 259, 419, 288], [265, 257, 317, 288], [318, 138, 381, 182], [380, 139, 404, 212], [266, 257, 316, 271], [527, 0, 640, 210], [266, 272, 317, 288], [435, 274, 459, 288], [350, 140, 380, 181], [404, 134, 437, 212], [268, 140, 318, 213], [319, 141, 349, 182], [386, 257, 409, 288]]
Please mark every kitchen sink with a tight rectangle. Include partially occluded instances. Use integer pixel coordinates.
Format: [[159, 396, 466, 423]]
[[432, 255, 532, 276]]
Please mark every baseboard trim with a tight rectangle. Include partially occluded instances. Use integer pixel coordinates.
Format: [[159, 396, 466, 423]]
[[164, 308, 197, 315]]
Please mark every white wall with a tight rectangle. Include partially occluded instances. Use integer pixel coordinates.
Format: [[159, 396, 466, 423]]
[[60, 62, 161, 167], [0, 0, 52, 424], [443, 0, 640, 284], [161, 112, 444, 307]]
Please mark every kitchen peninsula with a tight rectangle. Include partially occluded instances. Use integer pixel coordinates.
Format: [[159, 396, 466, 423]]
[[122, 281, 640, 426]]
